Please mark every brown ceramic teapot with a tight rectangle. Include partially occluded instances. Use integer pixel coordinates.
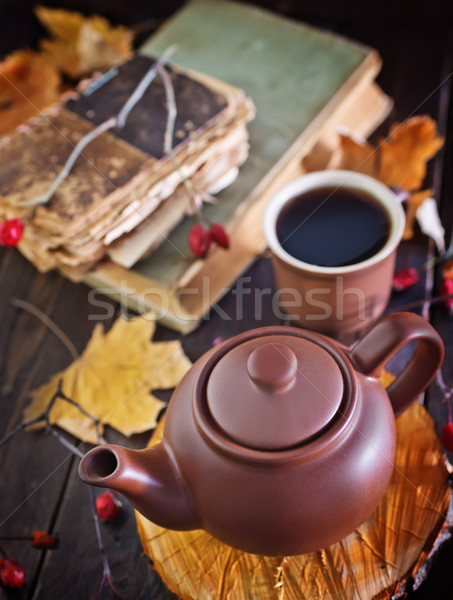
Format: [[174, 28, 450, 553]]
[[79, 312, 443, 556]]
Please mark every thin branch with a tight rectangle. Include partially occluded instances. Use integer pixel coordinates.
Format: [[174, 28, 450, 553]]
[[24, 118, 117, 207], [0, 419, 38, 450], [388, 291, 453, 314], [157, 62, 202, 222], [11, 298, 79, 361], [89, 487, 122, 599], [21, 46, 177, 209], [0, 379, 116, 595], [48, 428, 84, 458], [117, 44, 177, 127], [57, 387, 101, 433], [0, 379, 102, 450], [0, 381, 62, 450]]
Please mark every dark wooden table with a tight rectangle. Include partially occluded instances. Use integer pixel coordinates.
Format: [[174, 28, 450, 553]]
[[1, 1, 453, 598]]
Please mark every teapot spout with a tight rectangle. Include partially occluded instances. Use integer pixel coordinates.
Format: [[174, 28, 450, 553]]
[[78, 443, 201, 531]]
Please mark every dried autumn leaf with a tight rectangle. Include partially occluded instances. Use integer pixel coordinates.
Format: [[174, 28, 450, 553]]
[[24, 315, 191, 441], [329, 131, 377, 176], [0, 50, 61, 136], [35, 6, 134, 78], [378, 117, 444, 191], [329, 116, 443, 240]]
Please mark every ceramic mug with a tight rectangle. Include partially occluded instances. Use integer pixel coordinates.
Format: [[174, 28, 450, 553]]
[[263, 170, 405, 335]]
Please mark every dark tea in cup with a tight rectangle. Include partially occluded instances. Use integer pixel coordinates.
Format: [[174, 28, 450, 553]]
[[276, 187, 391, 268]]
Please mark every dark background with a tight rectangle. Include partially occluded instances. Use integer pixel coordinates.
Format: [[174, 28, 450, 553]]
[[1, 0, 453, 56]]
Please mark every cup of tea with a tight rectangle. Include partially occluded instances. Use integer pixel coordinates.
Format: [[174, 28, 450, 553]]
[[263, 170, 405, 335]]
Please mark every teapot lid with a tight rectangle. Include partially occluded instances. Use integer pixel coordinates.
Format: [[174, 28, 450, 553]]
[[206, 334, 344, 451]]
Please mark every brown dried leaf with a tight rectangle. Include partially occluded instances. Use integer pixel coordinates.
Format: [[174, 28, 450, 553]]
[[378, 117, 444, 191], [0, 50, 61, 135], [328, 131, 377, 176], [329, 116, 443, 240], [24, 314, 191, 442], [35, 6, 134, 78]]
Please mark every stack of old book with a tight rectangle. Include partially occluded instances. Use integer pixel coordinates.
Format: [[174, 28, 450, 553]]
[[1, 0, 393, 331], [0, 54, 254, 279]]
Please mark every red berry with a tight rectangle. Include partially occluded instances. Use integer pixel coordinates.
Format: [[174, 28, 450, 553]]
[[0, 218, 24, 247], [392, 267, 419, 291], [441, 423, 453, 452], [96, 491, 120, 521], [440, 279, 453, 312], [0, 557, 26, 588], [209, 223, 229, 249], [188, 224, 211, 258], [30, 530, 58, 549]]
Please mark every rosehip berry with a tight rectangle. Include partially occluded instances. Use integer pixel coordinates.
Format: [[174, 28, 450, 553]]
[[30, 530, 58, 549], [441, 423, 453, 453], [188, 224, 211, 258], [440, 279, 453, 313], [0, 557, 26, 588], [96, 491, 120, 521], [0, 218, 24, 247], [392, 267, 420, 291], [209, 223, 229, 249]]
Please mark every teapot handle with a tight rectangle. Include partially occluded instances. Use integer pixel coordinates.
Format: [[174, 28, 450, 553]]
[[349, 312, 444, 416]]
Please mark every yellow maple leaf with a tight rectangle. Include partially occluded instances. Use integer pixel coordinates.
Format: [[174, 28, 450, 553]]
[[328, 115, 443, 240], [24, 315, 192, 442], [35, 6, 134, 78]]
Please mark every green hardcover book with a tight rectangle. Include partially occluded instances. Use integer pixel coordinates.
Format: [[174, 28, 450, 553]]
[[86, 0, 392, 332]]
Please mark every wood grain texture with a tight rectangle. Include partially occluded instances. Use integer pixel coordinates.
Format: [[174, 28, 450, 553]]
[[137, 403, 451, 600]]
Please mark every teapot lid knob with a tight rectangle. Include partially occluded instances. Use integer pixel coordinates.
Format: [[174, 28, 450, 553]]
[[205, 334, 345, 451], [247, 343, 297, 391]]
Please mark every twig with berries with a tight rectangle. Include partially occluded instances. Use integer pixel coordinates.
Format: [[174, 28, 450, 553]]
[[0, 531, 59, 589], [392, 249, 453, 317], [391, 234, 453, 454], [0, 531, 58, 550], [157, 60, 230, 258], [0, 379, 122, 597], [89, 488, 122, 600]]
